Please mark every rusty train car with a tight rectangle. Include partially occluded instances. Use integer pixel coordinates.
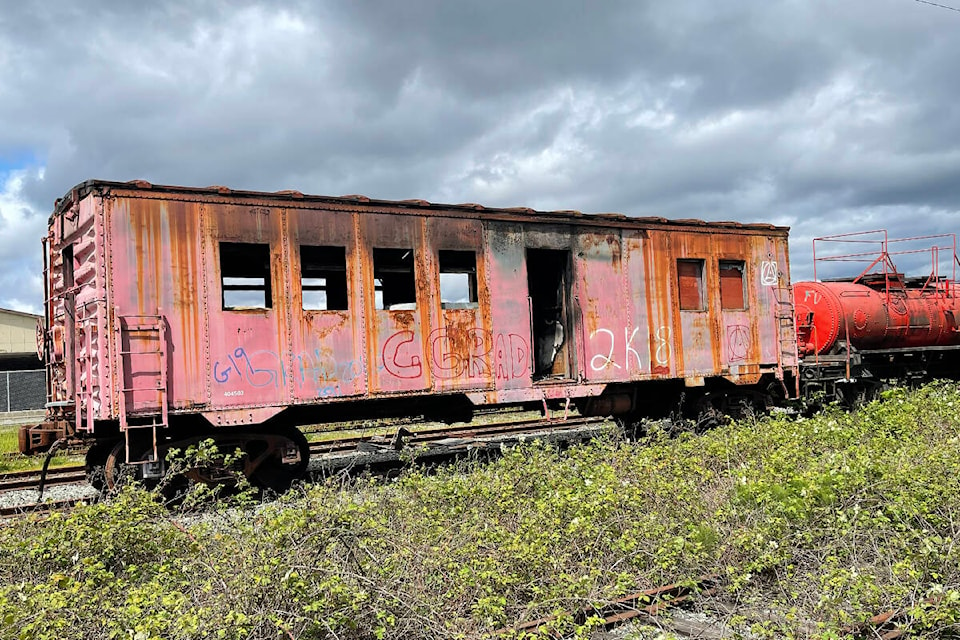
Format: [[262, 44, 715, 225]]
[[21, 179, 798, 488]]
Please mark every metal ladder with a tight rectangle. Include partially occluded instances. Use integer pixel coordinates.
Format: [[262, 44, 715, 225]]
[[773, 285, 799, 386], [75, 316, 97, 434], [115, 312, 168, 464]]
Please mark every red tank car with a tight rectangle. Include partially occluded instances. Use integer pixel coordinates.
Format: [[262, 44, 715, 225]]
[[22, 180, 798, 488], [792, 230, 960, 403], [794, 280, 960, 356]]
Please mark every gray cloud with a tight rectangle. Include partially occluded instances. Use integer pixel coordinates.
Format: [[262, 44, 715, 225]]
[[1, 0, 959, 311]]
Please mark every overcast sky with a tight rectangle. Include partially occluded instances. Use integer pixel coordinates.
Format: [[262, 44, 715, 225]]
[[2, 0, 959, 313]]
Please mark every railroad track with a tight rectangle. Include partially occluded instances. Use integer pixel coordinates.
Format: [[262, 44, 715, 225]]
[[504, 576, 720, 638], [505, 575, 919, 639], [0, 464, 87, 494], [0, 415, 608, 499], [0, 498, 86, 522], [309, 414, 605, 456]]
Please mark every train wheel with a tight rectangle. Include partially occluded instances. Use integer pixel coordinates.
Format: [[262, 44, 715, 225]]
[[614, 415, 644, 439], [103, 441, 155, 493], [85, 439, 117, 492], [692, 395, 724, 432], [244, 426, 310, 493]]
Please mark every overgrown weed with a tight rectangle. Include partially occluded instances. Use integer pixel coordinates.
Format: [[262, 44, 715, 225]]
[[2, 383, 960, 638]]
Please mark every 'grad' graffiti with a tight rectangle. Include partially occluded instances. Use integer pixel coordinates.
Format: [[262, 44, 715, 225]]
[[381, 327, 528, 380]]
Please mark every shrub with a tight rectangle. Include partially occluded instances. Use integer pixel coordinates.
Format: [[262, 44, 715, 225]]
[[2, 383, 960, 638]]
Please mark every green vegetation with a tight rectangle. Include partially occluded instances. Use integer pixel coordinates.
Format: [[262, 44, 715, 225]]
[[3, 384, 960, 638]]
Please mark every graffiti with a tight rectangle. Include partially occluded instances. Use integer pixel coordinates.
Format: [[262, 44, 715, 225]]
[[295, 350, 360, 398], [493, 333, 528, 380], [382, 330, 423, 379], [802, 289, 822, 305], [295, 351, 360, 386], [382, 327, 529, 381], [726, 324, 750, 362], [588, 327, 644, 372], [654, 325, 670, 366], [760, 261, 779, 286], [212, 326, 531, 393], [213, 347, 285, 388], [214, 346, 360, 398]]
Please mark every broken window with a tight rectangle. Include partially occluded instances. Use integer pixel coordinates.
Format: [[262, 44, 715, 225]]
[[677, 259, 705, 311], [301, 245, 348, 311], [439, 250, 478, 309], [719, 260, 746, 310], [220, 242, 271, 310], [373, 248, 416, 310]]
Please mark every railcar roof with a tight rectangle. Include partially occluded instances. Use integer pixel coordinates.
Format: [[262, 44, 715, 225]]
[[53, 179, 789, 235]]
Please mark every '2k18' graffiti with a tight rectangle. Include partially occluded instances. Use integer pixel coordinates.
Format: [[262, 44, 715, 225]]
[[382, 327, 529, 380], [588, 326, 670, 372]]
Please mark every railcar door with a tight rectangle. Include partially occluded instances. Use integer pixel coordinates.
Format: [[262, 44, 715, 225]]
[[675, 256, 715, 374], [526, 248, 574, 381]]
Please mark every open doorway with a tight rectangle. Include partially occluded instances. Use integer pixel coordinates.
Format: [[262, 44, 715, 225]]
[[526, 248, 572, 380]]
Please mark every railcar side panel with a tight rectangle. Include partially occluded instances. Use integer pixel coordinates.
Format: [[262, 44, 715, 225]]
[[288, 207, 367, 402], [202, 202, 290, 409], [425, 216, 493, 392], [674, 231, 717, 375], [765, 235, 795, 370], [624, 230, 656, 379], [109, 196, 208, 414], [482, 222, 533, 395], [642, 231, 676, 378], [714, 235, 757, 375], [360, 213, 431, 394]]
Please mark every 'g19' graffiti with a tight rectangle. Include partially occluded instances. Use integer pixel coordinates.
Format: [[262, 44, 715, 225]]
[[213, 347, 285, 388]]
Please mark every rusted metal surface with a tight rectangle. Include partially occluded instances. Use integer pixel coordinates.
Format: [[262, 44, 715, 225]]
[[37, 179, 796, 440], [504, 575, 719, 637]]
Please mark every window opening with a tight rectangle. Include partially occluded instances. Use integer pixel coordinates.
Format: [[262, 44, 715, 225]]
[[677, 259, 705, 311], [719, 260, 746, 310], [301, 246, 348, 311], [439, 250, 478, 309], [526, 248, 571, 380], [220, 242, 272, 310], [373, 248, 416, 310]]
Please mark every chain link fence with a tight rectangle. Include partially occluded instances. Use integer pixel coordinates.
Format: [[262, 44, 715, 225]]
[[0, 369, 46, 412]]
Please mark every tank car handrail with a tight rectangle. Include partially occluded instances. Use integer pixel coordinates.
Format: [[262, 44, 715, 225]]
[[813, 230, 959, 303]]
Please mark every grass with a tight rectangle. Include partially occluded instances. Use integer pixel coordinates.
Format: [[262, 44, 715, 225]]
[[0, 423, 81, 473]]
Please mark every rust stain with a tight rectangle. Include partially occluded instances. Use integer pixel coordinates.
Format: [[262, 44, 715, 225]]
[[392, 311, 415, 328]]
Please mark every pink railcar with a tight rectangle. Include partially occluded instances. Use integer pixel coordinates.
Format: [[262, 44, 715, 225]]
[[24, 180, 797, 487]]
